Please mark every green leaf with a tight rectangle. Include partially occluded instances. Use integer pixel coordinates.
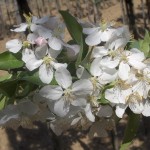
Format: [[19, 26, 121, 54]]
[[144, 30, 150, 43], [0, 78, 18, 97], [15, 81, 37, 99], [20, 70, 45, 86], [59, 10, 88, 67], [0, 51, 24, 70], [120, 111, 140, 150], [0, 94, 6, 110], [140, 41, 150, 57], [98, 96, 109, 104], [129, 40, 140, 49], [59, 10, 82, 45]]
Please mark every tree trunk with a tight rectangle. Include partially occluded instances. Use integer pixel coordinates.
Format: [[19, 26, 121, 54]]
[[124, 0, 138, 39], [16, 0, 32, 22]]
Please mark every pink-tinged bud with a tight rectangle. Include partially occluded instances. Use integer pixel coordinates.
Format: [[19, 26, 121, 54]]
[[35, 37, 47, 46]]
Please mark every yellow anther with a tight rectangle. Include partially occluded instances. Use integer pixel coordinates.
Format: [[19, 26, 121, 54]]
[[43, 56, 54, 65], [23, 41, 30, 48]]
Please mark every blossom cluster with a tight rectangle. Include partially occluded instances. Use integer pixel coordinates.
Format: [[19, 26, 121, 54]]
[[0, 13, 150, 138]]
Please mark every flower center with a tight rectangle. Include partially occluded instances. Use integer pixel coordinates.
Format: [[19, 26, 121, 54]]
[[88, 95, 99, 107], [108, 50, 117, 57], [23, 41, 30, 48], [120, 53, 128, 62], [43, 56, 54, 65], [63, 88, 75, 103], [90, 77, 101, 90], [126, 92, 143, 103], [116, 79, 131, 90]]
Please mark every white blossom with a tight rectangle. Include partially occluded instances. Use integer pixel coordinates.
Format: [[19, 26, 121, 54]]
[[40, 67, 93, 117]]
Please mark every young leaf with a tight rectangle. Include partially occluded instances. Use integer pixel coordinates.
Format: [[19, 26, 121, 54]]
[[120, 111, 140, 150], [0, 51, 24, 70], [59, 10, 82, 45], [59, 10, 88, 67], [144, 30, 150, 43]]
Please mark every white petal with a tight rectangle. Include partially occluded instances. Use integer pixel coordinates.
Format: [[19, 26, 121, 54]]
[[76, 65, 85, 79], [48, 48, 61, 58], [92, 46, 108, 58], [33, 25, 52, 39], [100, 57, 119, 68], [99, 68, 117, 84], [54, 98, 69, 117], [105, 88, 120, 103], [6, 39, 22, 53], [118, 62, 130, 80], [132, 81, 149, 99], [129, 50, 145, 61], [105, 87, 131, 104], [34, 16, 49, 24], [40, 85, 63, 100], [26, 58, 43, 71], [90, 58, 102, 76], [39, 64, 53, 84], [27, 33, 38, 44], [55, 67, 72, 89], [85, 30, 101, 46], [128, 59, 146, 70], [72, 79, 93, 96], [115, 104, 127, 118], [142, 100, 150, 116], [71, 98, 87, 106], [115, 38, 127, 49], [83, 27, 99, 34], [30, 24, 39, 32], [48, 37, 62, 50], [84, 103, 95, 122], [53, 62, 67, 70], [35, 44, 47, 59], [100, 29, 114, 42], [129, 100, 144, 114], [44, 17, 59, 30], [22, 48, 35, 63], [76, 65, 90, 79], [10, 23, 28, 32], [64, 43, 80, 56]]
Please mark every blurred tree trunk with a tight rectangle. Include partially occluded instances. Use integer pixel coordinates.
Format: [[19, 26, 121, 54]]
[[124, 0, 138, 39], [16, 0, 32, 22], [146, 0, 150, 23]]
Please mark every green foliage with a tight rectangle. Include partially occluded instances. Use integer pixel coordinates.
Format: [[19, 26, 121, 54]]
[[0, 94, 7, 110], [130, 30, 150, 58], [120, 111, 140, 150], [19, 70, 45, 86], [0, 78, 18, 97], [0, 51, 24, 70], [59, 10, 88, 68]]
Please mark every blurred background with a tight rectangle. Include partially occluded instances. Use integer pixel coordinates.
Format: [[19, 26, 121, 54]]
[[0, 0, 150, 149]]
